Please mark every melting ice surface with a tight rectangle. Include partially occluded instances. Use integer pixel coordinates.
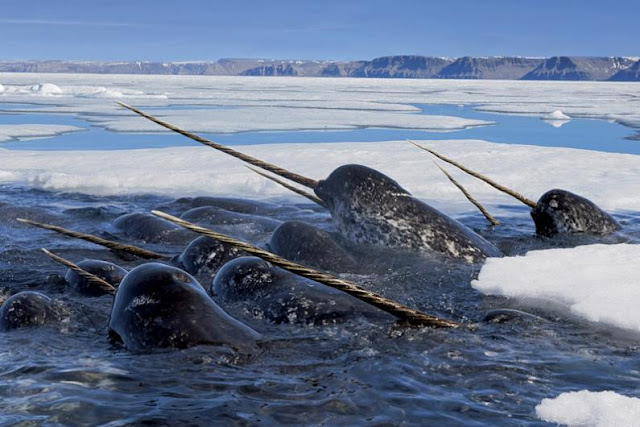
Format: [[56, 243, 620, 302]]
[[473, 244, 640, 332], [0, 102, 636, 154], [1, 74, 640, 425], [537, 391, 640, 427]]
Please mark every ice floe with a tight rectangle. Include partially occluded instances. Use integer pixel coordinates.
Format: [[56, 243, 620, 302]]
[[1, 74, 638, 132], [472, 244, 640, 331], [1, 139, 640, 216], [0, 124, 84, 143], [536, 390, 640, 427], [30, 83, 62, 95], [543, 110, 572, 128], [92, 106, 490, 134], [544, 110, 571, 121]]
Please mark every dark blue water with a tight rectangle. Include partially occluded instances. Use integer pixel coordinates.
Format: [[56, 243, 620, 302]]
[[1, 98, 640, 425], [1, 185, 639, 426], [0, 102, 637, 154]]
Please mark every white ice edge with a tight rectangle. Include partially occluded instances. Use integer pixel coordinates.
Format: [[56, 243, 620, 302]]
[[543, 110, 571, 121], [1, 138, 639, 216], [0, 124, 84, 143], [473, 244, 640, 332], [536, 390, 640, 427]]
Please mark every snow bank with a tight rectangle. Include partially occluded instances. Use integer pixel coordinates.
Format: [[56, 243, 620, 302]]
[[0, 83, 4, 92], [536, 390, 640, 427], [0, 82, 166, 100], [472, 244, 640, 331], [542, 110, 571, 128], [30, 83, 62, 95], [93, 87, 125, 98], [1, 139, 640, 216], [544, 110, 571, 121], [0, 124, 84, 143]]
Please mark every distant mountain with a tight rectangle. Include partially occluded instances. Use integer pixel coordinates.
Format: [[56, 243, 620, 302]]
[[0, 56, 638, 81], [349, 56, 453, 78], [433, 56, 543, 79], [0, 60, 227, 75], [241, 63, 298, 76], [609, 59, 640, 81], [522, 56, 634, 81]]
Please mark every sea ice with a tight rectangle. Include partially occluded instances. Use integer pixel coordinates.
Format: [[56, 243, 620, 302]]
[[544, 110, 571, 120], [472, 244, 640, 331], [536, 390, 640, 427], [542, 110, 572, 128], [0, 124, 84, 143], [1, 139, 639, 217], [30, 83, 62, 95], [92, 106, 491, 134], [1, 73, 638, 132]]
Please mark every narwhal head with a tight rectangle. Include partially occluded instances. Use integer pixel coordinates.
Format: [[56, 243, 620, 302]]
[[530, 189, 621, 236], [315, 164, 410, 212]]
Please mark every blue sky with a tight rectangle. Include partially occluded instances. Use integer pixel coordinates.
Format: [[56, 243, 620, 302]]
[[1, 0, 638, 61]]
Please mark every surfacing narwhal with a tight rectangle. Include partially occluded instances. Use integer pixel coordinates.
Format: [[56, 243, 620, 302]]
[[116, 102, 502, 264], [408, 141, 621, 237]]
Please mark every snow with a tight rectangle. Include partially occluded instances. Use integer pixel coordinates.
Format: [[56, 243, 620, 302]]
[[30, 83, 62, 95], [0, 73, 638, 216], [1, 73, 639, 131], [536, 390, 640, 427], [93, 107, 489, 134], [0, 81, 166, 100], [544, 110, 571, 120], [1, 139, 640, 217], [0, 124, 84, 143], [472, 244, 640, 331]]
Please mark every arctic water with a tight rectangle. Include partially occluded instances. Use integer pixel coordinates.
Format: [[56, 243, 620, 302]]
[[0, 102, 636, 154], [1, 79, 640, 425]]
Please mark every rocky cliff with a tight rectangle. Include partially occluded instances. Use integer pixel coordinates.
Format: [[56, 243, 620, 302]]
[[1, 56, 638, 81]]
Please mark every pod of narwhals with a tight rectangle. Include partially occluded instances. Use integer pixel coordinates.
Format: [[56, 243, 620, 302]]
[[2, 103, 632, 356]]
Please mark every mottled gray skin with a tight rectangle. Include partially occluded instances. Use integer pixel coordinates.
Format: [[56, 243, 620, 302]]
[[65, 259, 128, 296], [108, 263, 260, 352], [180, 206, 281, 232], [177, 236, 247, 278], [313, 164, 502, 264], [113, 213, 193, 244], [0, 292, 53, 330], [212, 257, 389, 325], [266, 221, 358, 273], [191, 196, 297, 216], [531, 189, 621, 237], [482, 309, 546, 325]]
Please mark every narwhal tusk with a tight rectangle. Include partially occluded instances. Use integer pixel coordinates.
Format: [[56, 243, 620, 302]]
[[41, 248, 117, 295], [408, 140, 538, 209], [151, 210, 461, 329], [245, 166, 326, 208], [433, 161, 500, 227], [18, 218, 168, 260], [116, 101, 319, 189]]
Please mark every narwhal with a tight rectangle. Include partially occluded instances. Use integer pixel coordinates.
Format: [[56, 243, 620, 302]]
[[408, 141, 621, 237], [116, 102, 502, 264], [40, 247, 262, 352]]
